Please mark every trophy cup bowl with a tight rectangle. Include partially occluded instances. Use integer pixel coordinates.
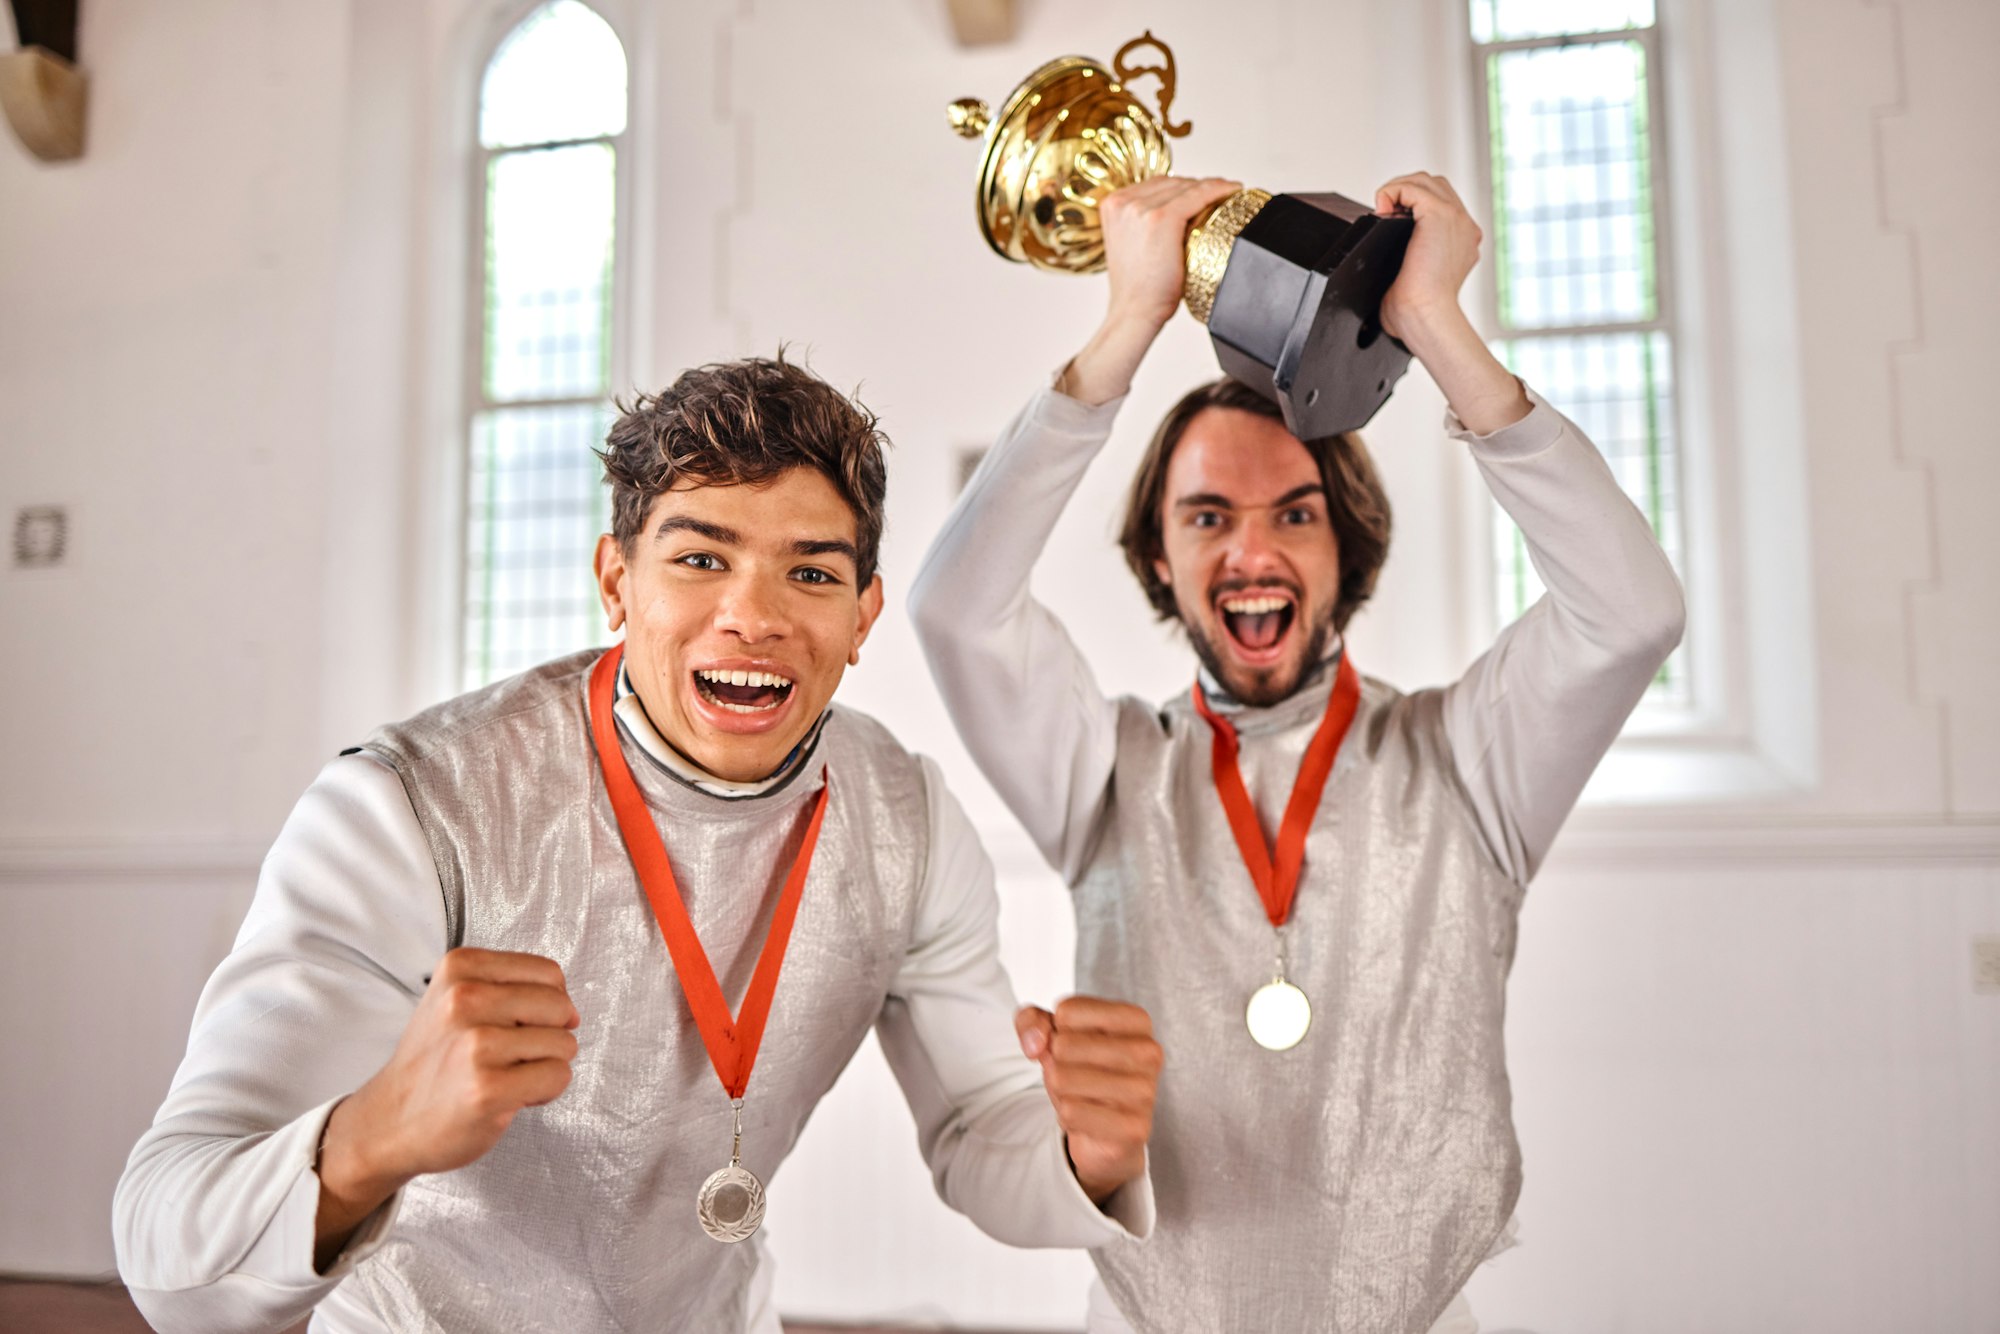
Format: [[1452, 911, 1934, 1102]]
[[948, 33, 1415, 439]]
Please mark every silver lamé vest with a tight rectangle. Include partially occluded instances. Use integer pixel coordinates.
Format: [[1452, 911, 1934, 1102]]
[[328, 650, 930, 1334], [1080, 664, 1521, 1334]]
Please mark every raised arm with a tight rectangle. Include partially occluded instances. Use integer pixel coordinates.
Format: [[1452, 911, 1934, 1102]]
[[1375, 173, 1686, 881], [873, 758, 1157, 1246], [909, 176, 1241, 881]]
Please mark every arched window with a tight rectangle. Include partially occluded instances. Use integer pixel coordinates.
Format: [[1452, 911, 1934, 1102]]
[[1470, 0, 1688, 705], [461, 1, 627, 691]]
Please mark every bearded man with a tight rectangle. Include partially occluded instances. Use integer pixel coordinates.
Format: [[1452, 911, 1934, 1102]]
[[115, 354, 1159, 1334], [909, 173, 1686, 1333]]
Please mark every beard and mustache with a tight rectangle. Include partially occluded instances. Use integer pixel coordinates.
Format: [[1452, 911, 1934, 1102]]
[[1180, 579, 1338, 708]]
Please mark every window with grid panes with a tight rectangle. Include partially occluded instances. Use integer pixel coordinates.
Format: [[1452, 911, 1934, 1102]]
[[1471, 0, 1687, 703], [462, 2, 626, 691]]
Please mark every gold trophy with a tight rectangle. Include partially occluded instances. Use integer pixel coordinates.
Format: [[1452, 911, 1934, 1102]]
[[948, 33, 1414, 438]]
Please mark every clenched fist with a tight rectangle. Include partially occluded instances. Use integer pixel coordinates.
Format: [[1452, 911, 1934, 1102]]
[[313, 948, 580, 1269], [1015, 996, 1162, 1204], [1097, 175, 1243, 335], [1370, 169, 1531, 435], [1060, 175, 1241, 407], [1373, 171, 1484, 345]]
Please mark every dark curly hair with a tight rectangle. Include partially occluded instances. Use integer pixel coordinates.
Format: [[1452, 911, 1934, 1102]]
[[1118, 377, 1392, 633], [599, 351, 889, 584]]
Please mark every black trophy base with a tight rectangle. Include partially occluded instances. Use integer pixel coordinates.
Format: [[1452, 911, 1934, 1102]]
[[1205, 193, 1414, 440]]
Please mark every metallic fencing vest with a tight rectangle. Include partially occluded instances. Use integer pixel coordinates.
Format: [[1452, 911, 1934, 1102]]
[[327, 651, 929, 1334], [1080, 666, 1522, 1334]]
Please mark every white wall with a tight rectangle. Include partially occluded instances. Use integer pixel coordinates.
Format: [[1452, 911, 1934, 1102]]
[[2, 0, 1996, 1329], [0, 0, 354, 1271]]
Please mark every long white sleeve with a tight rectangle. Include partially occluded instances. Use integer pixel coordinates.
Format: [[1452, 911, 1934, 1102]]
[[113, 754, 443, 1334], [1439, 390, 1687, 882], [908, 387, 1128, 883], [874, 756, 1153, 1246]]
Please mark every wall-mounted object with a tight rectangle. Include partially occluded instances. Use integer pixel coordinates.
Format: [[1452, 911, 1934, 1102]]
[[12, 505, 68, 568], [3, 0, 85, 161], [944, 0, 1014, 47]]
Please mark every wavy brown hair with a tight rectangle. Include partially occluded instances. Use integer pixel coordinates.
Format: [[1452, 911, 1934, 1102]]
[[599, 351, 889, 584], [1119, 377, 1391, 632]]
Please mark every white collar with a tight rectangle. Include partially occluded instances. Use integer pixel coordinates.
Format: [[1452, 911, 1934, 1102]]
[[613, 662, 826, 800]]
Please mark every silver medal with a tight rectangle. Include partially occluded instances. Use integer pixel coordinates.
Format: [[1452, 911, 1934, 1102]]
[[697, 1098, 766, 1243], [1246, 931, 1310, 1050], [1246, 977, 1312, 1050]]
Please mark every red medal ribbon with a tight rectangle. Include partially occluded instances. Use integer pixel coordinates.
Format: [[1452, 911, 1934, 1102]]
[[1190, 653, 1361, 928], [588, 644, 827, 1099]]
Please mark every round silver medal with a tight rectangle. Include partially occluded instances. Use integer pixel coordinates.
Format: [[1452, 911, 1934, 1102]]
[[1246, 978, 1312, 1051], [696, 1161, 766, 1243]]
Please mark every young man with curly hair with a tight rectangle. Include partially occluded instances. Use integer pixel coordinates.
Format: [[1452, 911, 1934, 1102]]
[[116, 354, 1159, 1334]]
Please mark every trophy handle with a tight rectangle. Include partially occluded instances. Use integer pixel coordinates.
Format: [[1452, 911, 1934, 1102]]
[[1112, 30, 1192, 139]]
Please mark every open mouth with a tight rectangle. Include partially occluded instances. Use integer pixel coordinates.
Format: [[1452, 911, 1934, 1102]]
[[693, 667, 796, 714], [1217, 592, 1296, 656]]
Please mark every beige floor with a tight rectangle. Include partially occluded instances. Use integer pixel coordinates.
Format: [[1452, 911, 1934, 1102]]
[[0, 1277, 1036, 1333]]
